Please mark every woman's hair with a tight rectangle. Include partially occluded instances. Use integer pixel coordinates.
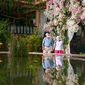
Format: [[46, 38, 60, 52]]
[[56, 36, 61, 39]]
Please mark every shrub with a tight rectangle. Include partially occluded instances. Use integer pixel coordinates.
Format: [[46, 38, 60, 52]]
[[0, 20, 11, 50], [11, 35, 28, 57], [10, 28, 42, 57], [27, 28, 42, 52]]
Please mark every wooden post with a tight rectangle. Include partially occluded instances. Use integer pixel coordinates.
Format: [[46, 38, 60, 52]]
[[81, 31, 84, 39], [36, 10, 40, 30], [81, 27, 85, 39], [35, 73, 38, 85]]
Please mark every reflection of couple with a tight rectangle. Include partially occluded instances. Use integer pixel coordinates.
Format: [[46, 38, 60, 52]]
[[42, 33, 79, 85], [42, 32, 64, 71]]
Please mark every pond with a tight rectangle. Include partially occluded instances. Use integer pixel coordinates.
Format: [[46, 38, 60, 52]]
[[0, 54, 85, 85]]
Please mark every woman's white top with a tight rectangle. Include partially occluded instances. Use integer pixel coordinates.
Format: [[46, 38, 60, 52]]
[[55, 40, 63, 50], [55, 56, 63, 66]]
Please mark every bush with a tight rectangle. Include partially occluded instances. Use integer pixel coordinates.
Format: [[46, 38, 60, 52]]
[[0, 20, 11, 50], [27, 28, 42, 52], [10, 28, 42, 57], [11, 35, 28, 57]]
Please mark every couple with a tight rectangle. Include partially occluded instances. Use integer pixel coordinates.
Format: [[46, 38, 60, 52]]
[[42, 32, 64, 71], [42, 32, 63, 54]]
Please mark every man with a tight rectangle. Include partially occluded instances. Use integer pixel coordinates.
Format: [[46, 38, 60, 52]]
[[42, 32, 53, 53]]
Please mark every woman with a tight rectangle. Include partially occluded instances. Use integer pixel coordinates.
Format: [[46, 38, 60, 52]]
[[53, 36, 63, 54], [53, 36, 64, 70]]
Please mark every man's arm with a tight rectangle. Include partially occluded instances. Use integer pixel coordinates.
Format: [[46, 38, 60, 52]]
[[42, 56, 44, 63], [42, 43, 45, 50], [42, 38, 45, 50]]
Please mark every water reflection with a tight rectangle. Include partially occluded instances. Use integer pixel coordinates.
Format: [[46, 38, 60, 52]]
[[0, 54, 42, 85], [42, 54, 79, 85], [0, 54, 9, 85], [71, 60, 85, 85], [0, 54, 85, 85], [53, 55, 63, 70]]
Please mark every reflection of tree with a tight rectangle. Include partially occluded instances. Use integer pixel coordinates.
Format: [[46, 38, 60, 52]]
[[71, 60, 85, 85], [27, 55, 41, 85], [8, 56, 29, 78], [0, 54, 9, 85], [42, 60, 68, 85], [27, 55, 41, 76], [42, 60, 79, 85], [66, 63, 79, 85], [0, 71, 9, 85], [7, 55, 41, 85]]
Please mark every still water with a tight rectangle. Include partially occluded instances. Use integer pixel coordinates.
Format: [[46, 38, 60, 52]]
[[0, 54, 85, 85]]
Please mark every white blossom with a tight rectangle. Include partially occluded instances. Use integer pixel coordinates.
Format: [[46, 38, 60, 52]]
[[82, 0, 85, 6]]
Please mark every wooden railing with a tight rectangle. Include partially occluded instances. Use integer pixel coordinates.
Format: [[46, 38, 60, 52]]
[[6, 25, 35, 34], [0, 51, 85, 61], [0, 51, 85, 58]]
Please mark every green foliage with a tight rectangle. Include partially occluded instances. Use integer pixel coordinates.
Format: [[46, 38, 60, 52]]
[[18, 36, 28, 57], [8, 56, 29, 78], [80, 52, 85, 54], [27, 28, 42, 52], [27, 0, 32, 2], [27, 55, 41, 76], [0, 54, 8, 85], [0, 20, 11, 43], [0, 20, 11, 50], [11, 35, 28, 57], [0, 71, 9, 85], [63, 30, 69, 45], [0, 20, 8, 29], [63, 60, 69, 75], [10, 28, 42, 57], [6, 54, 41, 78]]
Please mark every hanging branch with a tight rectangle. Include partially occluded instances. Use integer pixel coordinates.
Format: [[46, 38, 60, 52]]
[[1, 14, 25, 20]]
